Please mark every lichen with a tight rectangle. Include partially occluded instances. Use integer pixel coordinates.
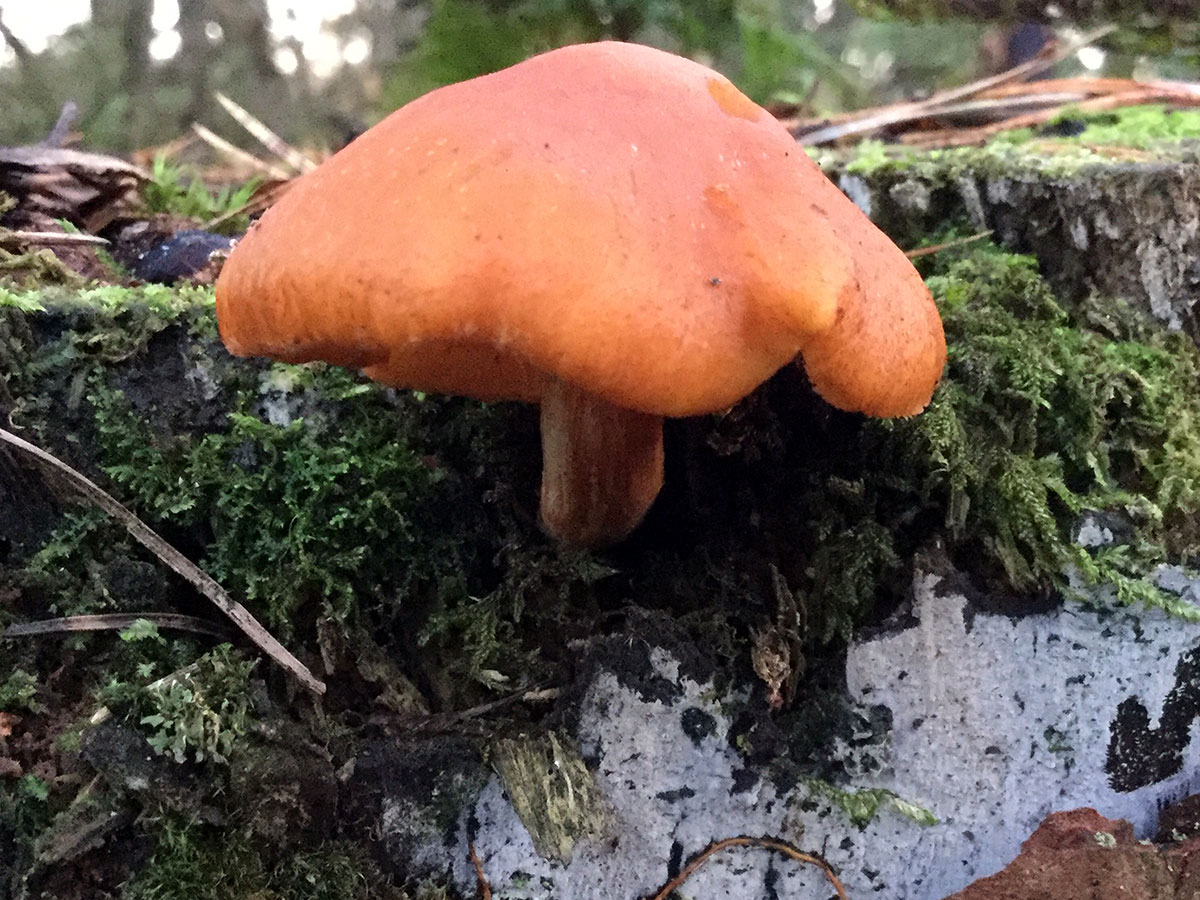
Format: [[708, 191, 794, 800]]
[[803, 779, 938, 828]]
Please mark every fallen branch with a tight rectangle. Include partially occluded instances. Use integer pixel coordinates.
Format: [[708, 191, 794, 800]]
[[644, 835, 849, 900], [0, 425, 325, 695]]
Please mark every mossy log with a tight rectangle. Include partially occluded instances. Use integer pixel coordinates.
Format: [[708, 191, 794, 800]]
[[5, 133, 1200, 899], [820, 142, 1200, 343]]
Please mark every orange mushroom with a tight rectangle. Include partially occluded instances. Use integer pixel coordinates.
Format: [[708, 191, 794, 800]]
[[215, 41, 945, 548]]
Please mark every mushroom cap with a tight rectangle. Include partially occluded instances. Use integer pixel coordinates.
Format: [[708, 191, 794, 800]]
[[216, 41, 944, 418]]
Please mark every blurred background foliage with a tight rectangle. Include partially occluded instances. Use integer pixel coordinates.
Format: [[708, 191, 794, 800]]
[[0, 0, 1192, 154]]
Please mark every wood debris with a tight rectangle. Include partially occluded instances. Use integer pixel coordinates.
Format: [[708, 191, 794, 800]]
[[0, 146, 147, 232], [786, 25, 1200, 149]]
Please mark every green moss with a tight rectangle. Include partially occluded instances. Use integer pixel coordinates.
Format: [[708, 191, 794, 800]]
[[124, 817, 406, 900], [1, 278, 213, 318], [5, 283, 216, 412], [101, 644, 257, 765], [819, 102, 1200, 194], [0, 247, 85, 287], [981, 104, 1200, 150], [0, 669, 42, 713], [0, 774, 52, 887], [668, 241, 1200, 646], [830, 244, 1200, 623], [13, 509, 183, 632], [9, 237, 1200, 670], [0, 284, 48, 312], [825, 116, 1200, 186], [86, 371, 483, 637], [7, 282, 551, 697], [1035, 104, 1200, 148]]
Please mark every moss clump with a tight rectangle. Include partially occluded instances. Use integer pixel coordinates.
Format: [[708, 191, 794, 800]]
[[1051, 104, 1200, 148], [5, 279, 558, 697], [0, 668, 42, 713], [974, 104, 1200, 152], [819, 104, 1200, 192], [9, 241, 1200, 669], [913, 246, 1200, 607], [86, 370, 487, 637], [0, 774, 52, 888], [810, 243, 1200, 625], [124, 818, 406, 900], [1, 280, 212, 320], [824, 109, 1200, 185], [826, 136, 1114, 183], [657, 241, 1200, 648], [101, 642, 257, 765]]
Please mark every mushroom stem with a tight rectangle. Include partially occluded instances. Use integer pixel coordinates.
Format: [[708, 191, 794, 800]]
[[538, 378, 665, 548]]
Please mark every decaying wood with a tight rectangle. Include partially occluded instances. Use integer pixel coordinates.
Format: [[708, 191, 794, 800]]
[[0, 146, 147, 232]]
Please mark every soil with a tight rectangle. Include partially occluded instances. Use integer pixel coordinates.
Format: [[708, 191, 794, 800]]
[[949, 807, 1200, 900]]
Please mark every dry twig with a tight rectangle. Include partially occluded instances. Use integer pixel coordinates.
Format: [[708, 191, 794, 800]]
[[408, 687, 560, 733], [0, 425, 325, 695], [215, 92, 317, 174], [3, 230, 109, 247], [3, 613, 235, 640], [469, 841, 493, 900], [191, 122, 292, 181], [905, 230, 993, 259], [645, 835, 849, 900], [787, 25, 1171, 149]]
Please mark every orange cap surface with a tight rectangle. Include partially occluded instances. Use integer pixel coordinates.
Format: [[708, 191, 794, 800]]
[[216, 41, 944, 418]]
